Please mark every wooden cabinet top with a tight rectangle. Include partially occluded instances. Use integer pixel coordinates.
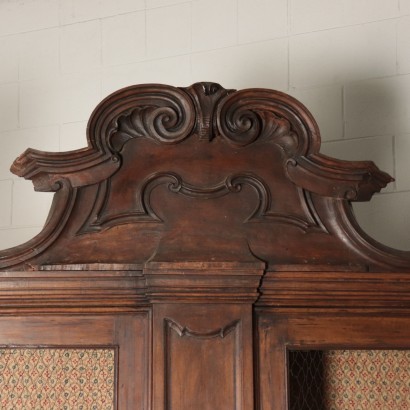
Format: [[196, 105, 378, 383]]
[[0, 82, 408, 274]]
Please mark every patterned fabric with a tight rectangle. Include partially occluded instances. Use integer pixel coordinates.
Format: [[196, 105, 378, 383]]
[[0, 348, 115, 409], [323, 350, 410, 410]]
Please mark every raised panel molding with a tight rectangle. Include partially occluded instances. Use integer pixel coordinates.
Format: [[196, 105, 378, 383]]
[[164, 318, 241, 409], [153, 304, 254, 410]]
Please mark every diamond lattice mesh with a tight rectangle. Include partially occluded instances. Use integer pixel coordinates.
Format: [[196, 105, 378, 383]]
[[0, 348, 115, 409], [289, 350, 410, 410]]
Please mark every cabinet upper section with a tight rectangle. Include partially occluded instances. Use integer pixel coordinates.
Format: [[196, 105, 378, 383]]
[[1, 82, 408, 272]]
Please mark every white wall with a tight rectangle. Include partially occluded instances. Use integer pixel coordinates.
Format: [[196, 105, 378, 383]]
[[0, 0, 410, 250]]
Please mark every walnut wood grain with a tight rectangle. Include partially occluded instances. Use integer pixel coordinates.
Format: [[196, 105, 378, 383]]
[[0, 82, 409, 409], [1, 82, 406, 272]]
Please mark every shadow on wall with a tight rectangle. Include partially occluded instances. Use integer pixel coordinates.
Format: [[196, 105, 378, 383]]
[[319, 77, 410, 251]]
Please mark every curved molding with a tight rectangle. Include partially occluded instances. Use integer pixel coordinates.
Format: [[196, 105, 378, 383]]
[[286, 154, 393, 201], [216, 88, 319, 154], [165, 318, 239, 339], [10, 148, 120, 192], [80, 172, 320, 233], [109, 86, 196, 149], [327, 199, 410, 270], [9, 84, 197, 192], [92, 84, 196, 153], [2, 82, 410, 271], [9, 83, 390, 202]]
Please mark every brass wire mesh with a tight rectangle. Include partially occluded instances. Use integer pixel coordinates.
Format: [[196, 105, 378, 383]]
[[288, 350, 410, 410]]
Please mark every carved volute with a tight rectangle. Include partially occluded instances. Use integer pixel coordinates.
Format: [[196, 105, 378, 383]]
[[1, 82, 405, 273], [1, 83, 410, 410]]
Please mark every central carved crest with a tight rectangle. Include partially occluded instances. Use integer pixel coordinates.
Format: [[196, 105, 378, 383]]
[[3, 82, 396, 270]]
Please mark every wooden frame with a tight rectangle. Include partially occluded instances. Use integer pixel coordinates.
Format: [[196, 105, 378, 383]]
[[0, 314, 150, 408], [257, 309, 410, 409], [0, 82, 409, 409]]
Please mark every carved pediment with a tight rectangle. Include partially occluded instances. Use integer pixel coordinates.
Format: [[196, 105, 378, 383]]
[[1, 82, 408, 272]]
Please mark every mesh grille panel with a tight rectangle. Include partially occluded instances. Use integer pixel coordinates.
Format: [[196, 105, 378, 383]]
[[288, 350, 325, 410], [288, 350, 410, 410]]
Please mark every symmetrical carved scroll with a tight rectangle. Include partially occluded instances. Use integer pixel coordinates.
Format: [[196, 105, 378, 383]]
[[1, 82, 410, 271], [80, 171, 320, 233], [77, 171, 256, 233]]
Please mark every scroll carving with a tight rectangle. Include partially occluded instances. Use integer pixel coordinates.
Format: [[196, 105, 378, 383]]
[[216, 89, 316, 153], [2, 82, 410, 271], [109, 86, 196, 150], [217, 95, 296, 149], [107, 83, 307, 150]]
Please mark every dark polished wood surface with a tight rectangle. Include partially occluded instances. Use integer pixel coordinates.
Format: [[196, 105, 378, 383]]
[[0, 83, 409, 409]]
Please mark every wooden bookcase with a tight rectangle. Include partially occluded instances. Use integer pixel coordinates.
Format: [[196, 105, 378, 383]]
[[0, 83, 409, 409]]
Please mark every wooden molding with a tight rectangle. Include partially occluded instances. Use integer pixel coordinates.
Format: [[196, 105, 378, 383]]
[[1, 82, 410, 409], [1, 83, 410, 276]]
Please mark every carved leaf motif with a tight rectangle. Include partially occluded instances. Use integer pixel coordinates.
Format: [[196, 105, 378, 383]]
[[215, 88, 325, 159], [107, 86, 195, 151], [4, 82, 406, 272], [113, 106, 160, 138], [219, 106, 295, 148], [111, 105, 189, 148]]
